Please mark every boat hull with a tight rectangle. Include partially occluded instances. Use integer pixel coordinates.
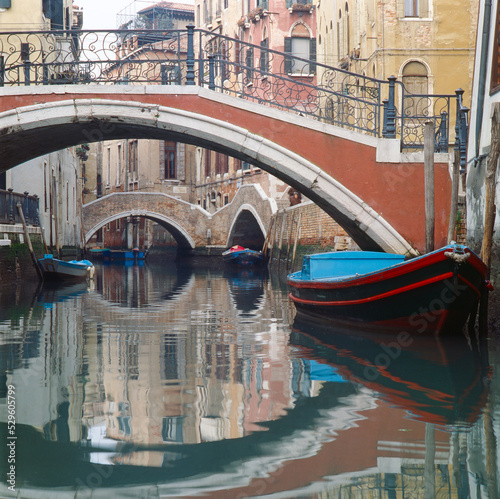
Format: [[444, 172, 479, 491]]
[[38, 257, 94, 281], [287, 246, 489, 334], [222, 249, 266, 267]]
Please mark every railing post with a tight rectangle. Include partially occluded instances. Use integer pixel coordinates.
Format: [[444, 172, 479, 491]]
[[382, 99, 388, 137], [186, 24, 195, 85], [384, 76, 397, 138], [24, 191, 30, 225], [208, 54, 215, 90], [8, 188, 14, 224], [21, 43, 31, 86]]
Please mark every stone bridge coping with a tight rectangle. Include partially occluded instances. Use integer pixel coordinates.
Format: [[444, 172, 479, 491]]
[[84, 191, 210, 216]]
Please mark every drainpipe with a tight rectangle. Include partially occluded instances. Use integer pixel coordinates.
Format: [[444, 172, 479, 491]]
[[475, 0, 493, 160]]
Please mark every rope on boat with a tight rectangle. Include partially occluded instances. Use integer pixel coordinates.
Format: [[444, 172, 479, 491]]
[[444, 250, 470, 263]]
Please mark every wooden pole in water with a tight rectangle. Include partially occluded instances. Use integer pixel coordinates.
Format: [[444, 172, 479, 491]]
[[291, 212, 301, 271], [481, 102, 500, 276], [424, 121, 435, 253], [262, 216, 274, 256], [37, 208, 49, 255], [447, 149, 461, 243], [17, 203, 43, 281]]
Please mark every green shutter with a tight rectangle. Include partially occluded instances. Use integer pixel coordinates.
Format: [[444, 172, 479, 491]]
[[309, 38, 316, 74], [284, 37, 292, 74], [0, 0, 11, 7]]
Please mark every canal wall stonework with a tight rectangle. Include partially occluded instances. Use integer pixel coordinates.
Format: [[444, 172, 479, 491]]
[[266, 201, 359, 274]]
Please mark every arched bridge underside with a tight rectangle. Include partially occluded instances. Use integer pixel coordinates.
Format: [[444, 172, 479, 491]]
[[0, 85, 453, 254], [83, 184, 276, 251]]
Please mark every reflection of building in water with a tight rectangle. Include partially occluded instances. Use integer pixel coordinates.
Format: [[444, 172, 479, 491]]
[[1, 267, 496, 498], [82, 268, 304, 465], [0, 288, 87, 442]]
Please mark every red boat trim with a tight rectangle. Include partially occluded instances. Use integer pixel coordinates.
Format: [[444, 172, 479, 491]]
[[288, 248, 451, 290], [457, 274, 481, 298], [289, 272, 454, 306], [465, 250, 488, 277]]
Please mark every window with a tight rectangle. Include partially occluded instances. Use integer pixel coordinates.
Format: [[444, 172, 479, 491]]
[[404, 0, 418, 17], [204, 149, 211, 177], [401, 0, 428, 18], [245, 47, 254, 83], [128, 140, 138, 183], [106, 147, 111, 186], [44, 161, 48, 212], [285, 24, 316, 75], [402, 61, 428, 116], [215, 153, 228, 175], [117, 144, 122, 185], [164, 141, 177, 179], [260, 38, 269, 72]]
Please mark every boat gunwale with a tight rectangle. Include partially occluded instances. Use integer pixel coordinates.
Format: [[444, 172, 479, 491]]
[[287, 246, 487, 290]]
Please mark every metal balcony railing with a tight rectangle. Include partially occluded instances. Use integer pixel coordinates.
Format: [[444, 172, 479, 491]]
[[0, 189, 40, 226], [0, 27, 468, 166]]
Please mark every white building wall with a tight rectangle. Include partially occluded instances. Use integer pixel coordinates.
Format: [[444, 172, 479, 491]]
[[7, 149, 82, 248]]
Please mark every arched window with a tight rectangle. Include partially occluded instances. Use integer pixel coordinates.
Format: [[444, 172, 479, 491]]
[[285, 23, 316, 75], [402, 61, 428, 115]]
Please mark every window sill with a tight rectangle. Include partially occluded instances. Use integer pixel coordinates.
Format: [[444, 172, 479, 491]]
[[399, 17, 432, 21]]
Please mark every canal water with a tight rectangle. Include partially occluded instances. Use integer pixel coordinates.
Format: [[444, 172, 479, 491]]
[[0, 260, 499, 498]]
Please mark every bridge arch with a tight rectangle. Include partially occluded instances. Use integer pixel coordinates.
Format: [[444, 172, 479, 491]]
[[85, 210, 197, 249], [0, 86, 433, 253], [226, 204, 268, 250]]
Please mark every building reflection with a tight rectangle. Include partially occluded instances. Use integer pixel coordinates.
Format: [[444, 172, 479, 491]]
[[0, 266, 497, 498]]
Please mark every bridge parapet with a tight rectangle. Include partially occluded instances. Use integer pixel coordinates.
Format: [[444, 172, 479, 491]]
[[0, 27, 467, 157]]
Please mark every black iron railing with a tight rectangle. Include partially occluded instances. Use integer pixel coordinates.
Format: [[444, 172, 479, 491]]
[[0, 189, 40, 226], [0, 27, 468, 165]]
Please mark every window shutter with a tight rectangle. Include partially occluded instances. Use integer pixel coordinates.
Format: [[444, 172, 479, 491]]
[[309, 38, 316, 74], [284, 37, 292, 74], [0, 0, 11, 8]]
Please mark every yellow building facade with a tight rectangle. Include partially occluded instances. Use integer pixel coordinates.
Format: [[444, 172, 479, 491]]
[[316, 0, 479, 106]]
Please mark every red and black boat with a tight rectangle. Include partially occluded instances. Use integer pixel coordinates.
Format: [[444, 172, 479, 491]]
[[287, 244, 492, 334]]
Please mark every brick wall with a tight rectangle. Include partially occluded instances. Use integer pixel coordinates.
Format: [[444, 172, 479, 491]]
[[265, 201, 358, 273]]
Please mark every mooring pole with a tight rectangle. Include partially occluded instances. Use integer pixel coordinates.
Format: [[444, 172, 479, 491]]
[[424, 121, 435, 253], [17, 203, 43, 281]]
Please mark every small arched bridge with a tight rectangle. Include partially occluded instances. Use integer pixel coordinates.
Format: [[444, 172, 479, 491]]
[[83, 184, 277, 252], [0, 27, 468, 254]]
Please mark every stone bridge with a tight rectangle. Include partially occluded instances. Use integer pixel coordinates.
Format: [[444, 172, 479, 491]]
[[0, 85, 454, 254], [83, 184, 277, 252]]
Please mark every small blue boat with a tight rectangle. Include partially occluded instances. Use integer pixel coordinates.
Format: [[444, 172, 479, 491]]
[[38, 254, 94, 281], [222, 245, 266, 267], [109, 248, 145, 261], [89, 248, 111, 260]]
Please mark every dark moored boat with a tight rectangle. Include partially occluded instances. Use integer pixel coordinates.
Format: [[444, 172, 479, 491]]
[[287, 244, 492, 334], [222, 245, 266, 267]]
